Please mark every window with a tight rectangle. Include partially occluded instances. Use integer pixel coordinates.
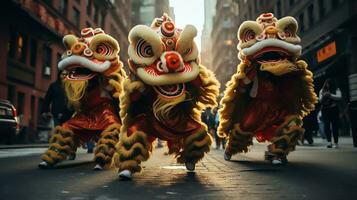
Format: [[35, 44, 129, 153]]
[[42, 45, 52, 77], [17, 33, 27, 63], [31, 95, 35, 122], [308, 4, 314, 27], [289, 0, 295, 7], [43, 0, 53, 6], [73, 7, 80, 26], [299, 14, 305, 33], [17, 92, 25, 115], [94, 5, 100, 23], [318, 0, 325, 18], [332, 0, 339, 8], [86, 0, 92, 16], [60, 0, 68, 16], [29, 38, 37, 67], [8, 29, 17, 58], [276, 0, 282, 18], [100, 12, 106, 27], [7, 85, 15, 103]]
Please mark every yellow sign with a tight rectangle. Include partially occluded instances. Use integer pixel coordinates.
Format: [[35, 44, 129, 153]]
[[317, 41, 336, 63]]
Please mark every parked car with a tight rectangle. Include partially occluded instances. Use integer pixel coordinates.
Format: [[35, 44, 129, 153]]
[[0, 99, 19, 144]]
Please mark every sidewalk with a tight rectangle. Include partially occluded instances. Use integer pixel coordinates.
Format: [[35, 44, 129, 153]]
[[0, 143, 49, 149], [0, 137, 355, 150]]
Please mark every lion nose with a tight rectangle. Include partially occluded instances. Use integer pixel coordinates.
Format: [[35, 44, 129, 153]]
[[164, 52, 182, 72]]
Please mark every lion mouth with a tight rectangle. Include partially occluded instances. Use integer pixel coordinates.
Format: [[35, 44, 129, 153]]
[[252, 47, 292, 64], [66, 65, 96, 81], [154, 83, 185, 98]]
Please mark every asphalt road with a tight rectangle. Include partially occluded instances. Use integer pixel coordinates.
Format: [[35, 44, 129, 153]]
[[0, 139, 357, 200]]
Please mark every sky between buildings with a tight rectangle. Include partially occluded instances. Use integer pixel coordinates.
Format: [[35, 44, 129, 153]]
[[169, 0, 205, 51]]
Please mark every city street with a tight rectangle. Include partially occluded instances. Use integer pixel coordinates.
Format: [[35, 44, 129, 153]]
[[0, 138, 356, 200]]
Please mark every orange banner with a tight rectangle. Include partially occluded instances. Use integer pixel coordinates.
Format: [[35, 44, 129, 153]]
[[317, 41, 337, 63]]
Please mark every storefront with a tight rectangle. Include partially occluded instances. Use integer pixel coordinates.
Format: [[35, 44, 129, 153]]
[[302, 28, 351, 136]]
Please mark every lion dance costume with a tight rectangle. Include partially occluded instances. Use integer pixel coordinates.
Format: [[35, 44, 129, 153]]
[[218, 13, 317, 164], [39, 28, 126, 170], [113, 14, 219, 179]]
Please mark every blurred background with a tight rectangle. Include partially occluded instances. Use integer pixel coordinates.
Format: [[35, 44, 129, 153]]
[[0, 0, 356, 144]]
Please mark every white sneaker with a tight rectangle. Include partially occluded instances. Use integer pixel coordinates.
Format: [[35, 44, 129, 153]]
[[93, 164, 103, 170], [272, 159, 283, 165], [333, 143, 339, 149], [224, 152, 232, 161], [185, 162, 195, 171], [327, 142, 332, 148], [38, 161, 51, 169], [119, 170, 132, 180]]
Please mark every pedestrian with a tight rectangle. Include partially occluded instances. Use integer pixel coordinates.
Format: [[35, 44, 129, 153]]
[[42, 70, 76, 159], [214, 109, 225, 150], [42, 70, 73, 126], [302, 111, 316, 145], [349, 101, 357, 147], [319, 79, 342, 148], [317, 110, 326, 140]]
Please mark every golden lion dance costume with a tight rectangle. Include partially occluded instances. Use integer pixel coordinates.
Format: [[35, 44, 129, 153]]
[[218, 13, 317, 164], [39, 28, 126, 170], [113, 14, 219, 179]]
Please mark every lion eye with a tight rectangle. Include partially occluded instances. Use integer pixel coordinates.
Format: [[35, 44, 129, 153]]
[[284, 24, 296, 37], [136, 39, 154, 58], [241, 29, 256, 42], [96, 43, 113, 56]]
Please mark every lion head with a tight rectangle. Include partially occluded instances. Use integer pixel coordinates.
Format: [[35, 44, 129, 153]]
[[238, 13, 302, 76], [126, 14, 207, 121], [127, 14, 200, 101], [58, 28, 122, 110]]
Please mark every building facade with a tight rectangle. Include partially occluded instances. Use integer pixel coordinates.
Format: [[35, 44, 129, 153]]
[[201, 0, 216, 71], [211, 0, 240, 91], [0, 0, 131, 142], [280, 0, 357, 136], [131, 0, 172, 26]]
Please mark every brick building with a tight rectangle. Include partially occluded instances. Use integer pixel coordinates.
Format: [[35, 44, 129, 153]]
[[0, 0, 131, 142]]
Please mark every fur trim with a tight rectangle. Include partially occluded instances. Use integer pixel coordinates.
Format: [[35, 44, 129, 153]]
[[190, 65, 220, 121], [94, 123, 120, 167], [108, 66, 126, 99], [225, 123, 254, 155], [113, 130, 151, 173], [217, 62, 250, 138], [218, 60, 317, 139], [41, 126, 78, 165], [176, 130, 212, 164]]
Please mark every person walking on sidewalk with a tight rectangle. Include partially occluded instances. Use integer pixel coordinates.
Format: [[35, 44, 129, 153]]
[[42, 70, 73, 126], [42, 70, 77, 159], [319, 79, 342, 148]]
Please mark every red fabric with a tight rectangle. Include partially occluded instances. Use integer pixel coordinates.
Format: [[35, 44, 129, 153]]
[[127, 114, 203, 142], [240, 75, 294, 140], [62, 91, 119, 142]]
